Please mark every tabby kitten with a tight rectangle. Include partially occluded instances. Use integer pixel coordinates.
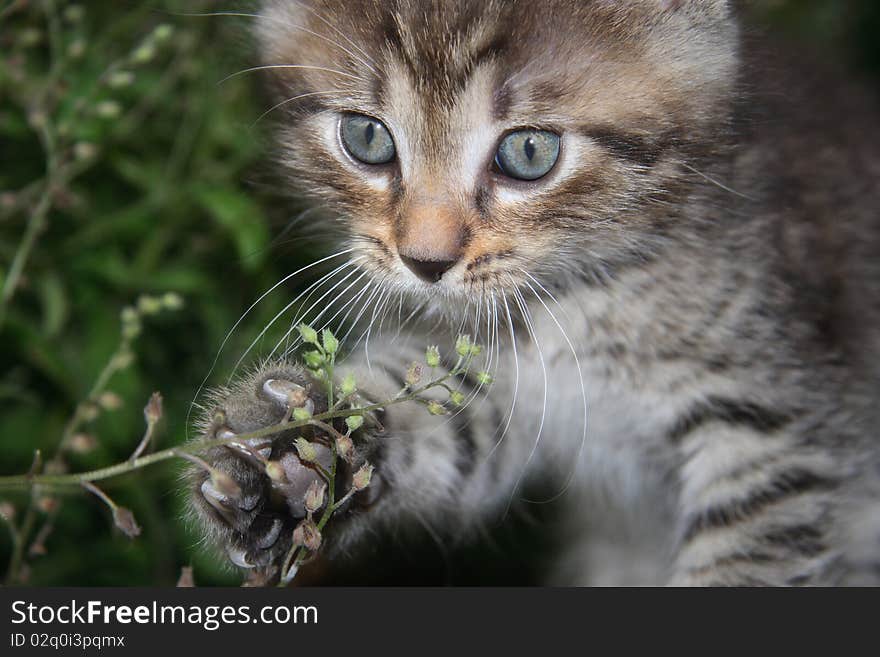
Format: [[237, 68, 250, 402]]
[[188, 0, 880, 585]]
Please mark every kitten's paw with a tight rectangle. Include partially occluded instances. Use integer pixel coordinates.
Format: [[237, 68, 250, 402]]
[[188, 363, 359, 576]]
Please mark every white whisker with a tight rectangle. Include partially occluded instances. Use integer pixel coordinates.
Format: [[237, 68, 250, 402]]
[[187, 248, 355, 437]]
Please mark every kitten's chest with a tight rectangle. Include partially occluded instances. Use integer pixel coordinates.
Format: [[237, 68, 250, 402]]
[[501, 298, 690, 500]]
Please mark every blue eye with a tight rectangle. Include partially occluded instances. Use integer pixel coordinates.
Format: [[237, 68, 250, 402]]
[[340, 113, 396, 165], [494, 130, 560, 181]]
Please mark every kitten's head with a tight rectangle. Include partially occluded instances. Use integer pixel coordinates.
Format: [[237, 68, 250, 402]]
[[258, 0, 739, 307]]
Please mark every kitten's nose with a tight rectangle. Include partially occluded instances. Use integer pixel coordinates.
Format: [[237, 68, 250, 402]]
[[399, 254, 457, 283]]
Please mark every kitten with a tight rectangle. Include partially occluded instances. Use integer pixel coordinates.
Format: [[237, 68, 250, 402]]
[[188, 0, 880, 585]]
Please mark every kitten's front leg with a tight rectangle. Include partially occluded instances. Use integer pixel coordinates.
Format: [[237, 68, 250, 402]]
[[187, 341, 512, 580], [668, 404, 840, 586]]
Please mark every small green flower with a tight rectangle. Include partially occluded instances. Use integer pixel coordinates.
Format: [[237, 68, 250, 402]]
[[136, 295, 162, 315], [303, 350, 324, 369], [476, 371, 493, 386], [427, 401, 447, 416], [292, 407, 312, 422], [294, 437, 318, 463], [449, 390, 465, 406], [321, 329, 339, 355], [455, 335, 472, 357], [153, 24, 174, 42], [121, 319, 141, 340], [339, 373, 357, 397], [131, 43, 155, 64], [161, 292, 184, 310], [107, 70, 135, 89], [345, 415, 364, 432], [94, 100, 122, 119], [425, 345, 441, 368], [298, 323, 319, 346]]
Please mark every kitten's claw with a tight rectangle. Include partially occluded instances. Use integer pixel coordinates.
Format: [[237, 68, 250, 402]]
[[262, 378, 313, 414], [227, 546, 255, 569], [188, 362, 374, 577]]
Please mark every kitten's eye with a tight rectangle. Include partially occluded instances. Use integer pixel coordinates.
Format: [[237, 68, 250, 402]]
[[340, 113, 396, 165], [494, 130, 560, 181]]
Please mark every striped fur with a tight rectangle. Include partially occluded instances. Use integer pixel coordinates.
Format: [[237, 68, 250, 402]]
[[188, 0, 880, 585]]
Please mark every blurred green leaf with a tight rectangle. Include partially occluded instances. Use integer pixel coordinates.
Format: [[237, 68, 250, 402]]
[[192, 184, 270, 271]]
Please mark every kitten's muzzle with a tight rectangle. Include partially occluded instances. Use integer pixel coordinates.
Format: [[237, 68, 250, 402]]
[[399, 253, 457, 283]]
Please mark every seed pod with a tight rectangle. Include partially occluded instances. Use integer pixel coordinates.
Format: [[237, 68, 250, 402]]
[[304, 481, 326, 514], [352, 462, 374, 491], [292, 519, 322, 552]]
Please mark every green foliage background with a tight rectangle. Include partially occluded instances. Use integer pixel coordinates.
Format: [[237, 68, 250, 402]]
[[0, 0, 877, 586]]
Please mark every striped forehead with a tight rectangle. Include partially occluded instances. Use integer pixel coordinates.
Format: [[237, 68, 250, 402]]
[[379, 54, 502, 188]]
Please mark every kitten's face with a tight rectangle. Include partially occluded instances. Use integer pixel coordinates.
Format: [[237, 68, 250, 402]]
[[259, 0, 737, 307]]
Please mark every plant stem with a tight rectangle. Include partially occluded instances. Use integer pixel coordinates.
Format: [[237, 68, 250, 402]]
[[0, 366, 466, 493]]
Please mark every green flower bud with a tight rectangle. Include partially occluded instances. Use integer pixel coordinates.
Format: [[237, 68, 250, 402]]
[[120, 306, 138, 323], [339, 373, 357, 397], [153, 24, 174, 42], [449, 390, 465, 406], [131, 43, 155, 64], [297, 323, 319, 345], [345, 415, 364, 432], [302, 350, 324, 369], [476, 371, 493, 386], [294, 437, 317, 463], [321, 328, 338, 354], [292, 407, 312, 422], [425, 345, 441, 368], [427, 401, 446, 416], [136, 295, 162, 315], [121, 318, 141, 340], [455, 335, 472, 357], [95, 100, 121, 119], [107, 70, 135, 88], [161, 292, 183, 310]]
